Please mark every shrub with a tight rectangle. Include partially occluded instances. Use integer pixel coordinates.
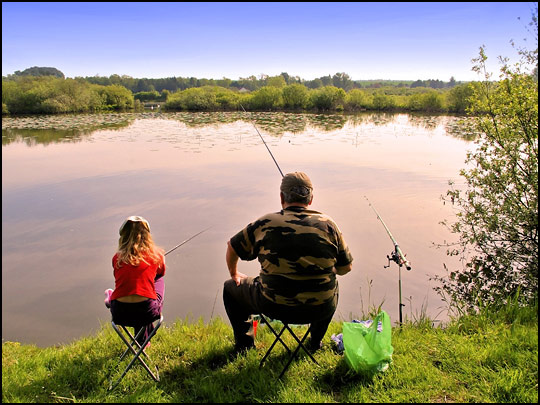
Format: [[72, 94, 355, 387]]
[[310, 86, 346, 111]]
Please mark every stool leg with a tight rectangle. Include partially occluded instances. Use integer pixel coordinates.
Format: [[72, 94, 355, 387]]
[[278, 325, 316, 379], [109, 316, 162, 390], [260, 324, 289, 367], [259, 315, 293, 368], [257, 316, 320, 378], [285, 324, 319, 365], [119, 326, 150, 362], [260, 316, 292, 353]]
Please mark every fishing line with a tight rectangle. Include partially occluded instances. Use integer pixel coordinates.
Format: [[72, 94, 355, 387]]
[[240, 104, 284, 177], [164, 226, 212, 256], [210, 287, 220, 319]]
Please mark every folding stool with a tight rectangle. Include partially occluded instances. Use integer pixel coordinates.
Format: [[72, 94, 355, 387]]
[[108, 314, 163, 390], [258, 314, 319, 379]]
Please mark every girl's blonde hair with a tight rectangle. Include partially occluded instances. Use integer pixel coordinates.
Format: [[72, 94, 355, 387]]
[[115, 216, 164, 268]]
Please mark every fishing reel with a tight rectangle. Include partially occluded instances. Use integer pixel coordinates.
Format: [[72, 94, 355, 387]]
[[384, 250, 402, 268], [384, 248, 411, 270]]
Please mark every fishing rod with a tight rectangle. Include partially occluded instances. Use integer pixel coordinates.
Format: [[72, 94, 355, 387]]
[[164, 226, 212, 256], [240, 104, 284, 177], [364, 196, 411, 270], [364, 196, 411, 325]]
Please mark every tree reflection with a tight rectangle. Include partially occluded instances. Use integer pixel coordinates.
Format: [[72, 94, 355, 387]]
[[2, 111, 477, 146]]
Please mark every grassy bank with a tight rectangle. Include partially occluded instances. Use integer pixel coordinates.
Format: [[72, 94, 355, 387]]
[[2, 305, 537, 403]]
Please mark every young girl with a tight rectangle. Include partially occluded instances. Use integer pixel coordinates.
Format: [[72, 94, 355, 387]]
[[104, 216, 165, 347]]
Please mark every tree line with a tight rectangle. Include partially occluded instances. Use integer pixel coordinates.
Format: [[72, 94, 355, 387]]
[[2, 69, 474, 115], [4, 67, 462, 93]]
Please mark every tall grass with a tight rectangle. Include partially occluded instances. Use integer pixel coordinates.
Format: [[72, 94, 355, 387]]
[[2, 302, 537, 403]]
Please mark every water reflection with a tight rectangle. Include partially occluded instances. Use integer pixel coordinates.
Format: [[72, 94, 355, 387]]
[[2, 112, 473, 347], [1, 113, 136, 146], [2, 111, 479, 145]]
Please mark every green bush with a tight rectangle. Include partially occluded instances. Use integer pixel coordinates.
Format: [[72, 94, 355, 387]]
[[165, 86, 239, 111], [248, 86, 283, 110], [346, 88, 373, 110], [282, 83, 309, 109], [408, 90, 445, 112], [310, 86, 346, 111], [214, 87, 240, 110], [98, 85, 134, 110], [446, 83, 474, 113], [372, 92, 396, 110], [167, 87, 215, 110], [134, 90, 161, 102], [2, 76, 134, 113]]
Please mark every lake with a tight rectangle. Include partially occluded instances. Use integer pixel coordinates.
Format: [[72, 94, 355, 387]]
[[2, 111, 474, 347]]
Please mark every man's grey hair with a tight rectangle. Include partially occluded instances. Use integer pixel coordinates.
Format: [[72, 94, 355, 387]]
[[282, 185, 312, 204]]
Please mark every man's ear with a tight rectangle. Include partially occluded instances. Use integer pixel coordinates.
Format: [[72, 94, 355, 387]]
[[280, 192, 285, 205]]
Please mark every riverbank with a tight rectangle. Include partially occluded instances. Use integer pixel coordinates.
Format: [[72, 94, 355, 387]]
[[2, 304, 537, 403]]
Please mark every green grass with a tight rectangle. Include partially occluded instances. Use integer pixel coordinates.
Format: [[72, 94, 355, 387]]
[[2, 305, 537, 403]]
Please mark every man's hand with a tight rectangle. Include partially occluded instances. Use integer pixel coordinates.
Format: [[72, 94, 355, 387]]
[[231, 271, 248, 286]]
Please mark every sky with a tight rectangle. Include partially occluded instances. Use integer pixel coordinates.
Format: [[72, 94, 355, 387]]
[[2, 2, 537, 82]]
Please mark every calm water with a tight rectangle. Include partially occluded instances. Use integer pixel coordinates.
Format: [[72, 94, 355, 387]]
[[2, 111, 474, 347]]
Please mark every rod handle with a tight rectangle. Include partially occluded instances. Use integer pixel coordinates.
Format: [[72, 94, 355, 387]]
[[395, 244, 412, 271]]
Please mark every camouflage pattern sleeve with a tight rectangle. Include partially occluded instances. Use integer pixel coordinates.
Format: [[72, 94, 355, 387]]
[[333, 221, 353, 267], [229, 218, 271, 261]]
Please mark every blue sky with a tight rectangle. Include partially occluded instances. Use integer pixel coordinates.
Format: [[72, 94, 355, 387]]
[[2, 2, 536, 81]]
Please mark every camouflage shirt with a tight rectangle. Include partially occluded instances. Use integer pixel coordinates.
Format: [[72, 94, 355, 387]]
[[230, 206, 353, 307]]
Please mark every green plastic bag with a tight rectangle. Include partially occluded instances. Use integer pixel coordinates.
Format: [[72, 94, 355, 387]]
[[343, 311, 393, 374]]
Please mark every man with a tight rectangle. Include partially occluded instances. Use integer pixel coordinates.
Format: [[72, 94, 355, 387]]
[[223, 172, 353, 354]]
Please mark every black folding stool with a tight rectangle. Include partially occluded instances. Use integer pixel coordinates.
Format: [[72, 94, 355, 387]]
[[108, 314, 163, 390], [258, 314, 319, 379]]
